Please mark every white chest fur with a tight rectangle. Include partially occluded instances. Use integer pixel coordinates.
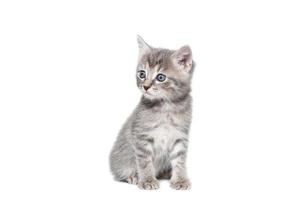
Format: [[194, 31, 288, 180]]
[[152, 126, 179, 150], [148, 113, 186, 154]]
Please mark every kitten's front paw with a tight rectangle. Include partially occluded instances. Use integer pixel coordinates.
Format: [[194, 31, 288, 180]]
[[138, 178, 160, 190], [170, 179, 191, 190]]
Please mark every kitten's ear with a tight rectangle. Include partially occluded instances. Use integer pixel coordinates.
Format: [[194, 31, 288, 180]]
[[173, 45, 193, 72], [137, 35, 151, 55]]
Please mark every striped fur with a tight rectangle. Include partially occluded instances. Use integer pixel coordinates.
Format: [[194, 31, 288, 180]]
[[110, 36, 194, 190]]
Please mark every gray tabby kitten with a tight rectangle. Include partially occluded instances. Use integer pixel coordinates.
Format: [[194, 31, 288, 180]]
[[110, 36, 194, 190]]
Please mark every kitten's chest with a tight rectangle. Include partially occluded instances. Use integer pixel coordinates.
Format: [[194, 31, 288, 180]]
[[149, 113, 185, 152], [151, 126, 179, 151]]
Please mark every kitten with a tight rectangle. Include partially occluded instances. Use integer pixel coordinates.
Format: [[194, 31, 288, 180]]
[[109, 36, 195, 190]]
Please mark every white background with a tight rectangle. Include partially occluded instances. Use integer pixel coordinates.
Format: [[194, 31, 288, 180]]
[[0, 0, 299, 199]]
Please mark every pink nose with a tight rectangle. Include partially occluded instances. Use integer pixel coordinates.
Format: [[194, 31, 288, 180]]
[[143, 85, 150, 91]]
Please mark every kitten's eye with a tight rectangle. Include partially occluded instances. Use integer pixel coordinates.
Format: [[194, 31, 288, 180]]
[[138, 70, 146, 79], [156, 74, 166, 82]]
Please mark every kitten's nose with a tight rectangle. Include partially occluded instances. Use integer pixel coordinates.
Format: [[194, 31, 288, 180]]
[[143, 85, 150, 91]]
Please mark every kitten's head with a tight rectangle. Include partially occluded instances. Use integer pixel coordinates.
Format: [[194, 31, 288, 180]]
[[136, 35, 195, 101]]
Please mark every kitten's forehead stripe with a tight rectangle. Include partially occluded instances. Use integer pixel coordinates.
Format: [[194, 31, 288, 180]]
[[145, 62, 150, 71], [153, 64, 160, 73]]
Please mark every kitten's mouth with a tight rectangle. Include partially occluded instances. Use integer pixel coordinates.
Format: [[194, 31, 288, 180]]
[[142, 90, 154, 98], [140, 87, 150, 94], [140, 87, 159, 98], [143, 91, 152, 96]]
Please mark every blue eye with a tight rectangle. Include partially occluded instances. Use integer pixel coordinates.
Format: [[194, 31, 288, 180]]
[[138, 70, 146, 79], [156, 74, 166, 82]]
